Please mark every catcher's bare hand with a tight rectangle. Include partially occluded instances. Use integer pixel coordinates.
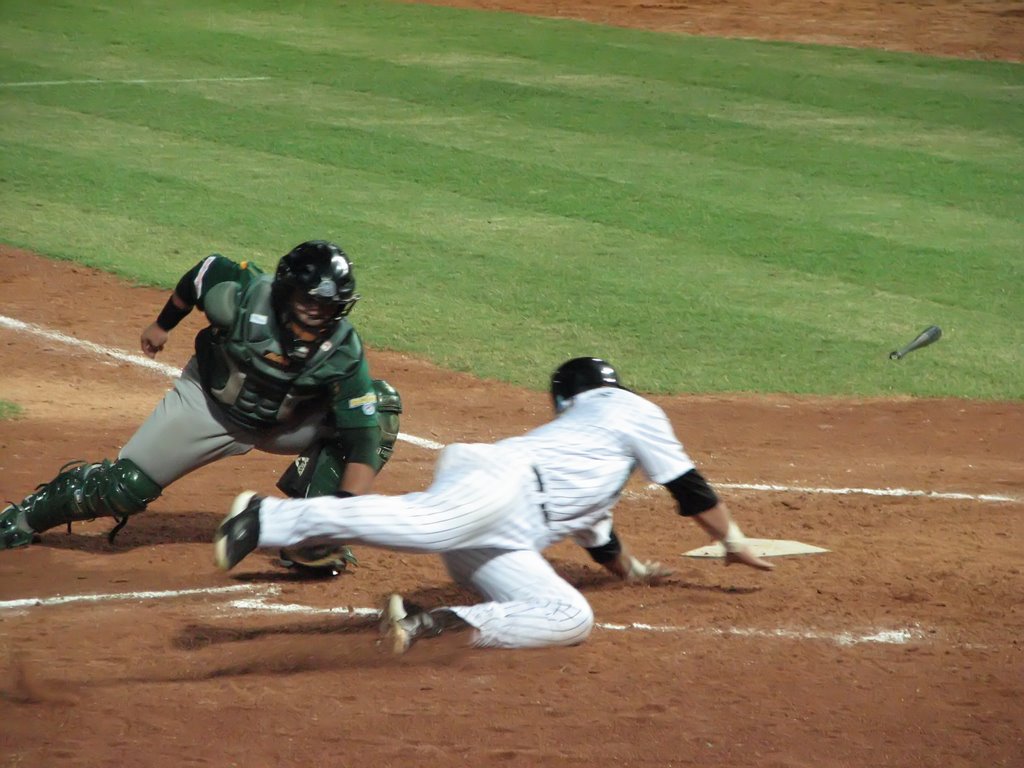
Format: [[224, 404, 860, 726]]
[[725, 547, 774, 571], [140, 322, 169, 358]]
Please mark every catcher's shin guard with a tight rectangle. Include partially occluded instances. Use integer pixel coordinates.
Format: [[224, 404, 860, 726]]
[[0, 504, 36, 549], [276, 444, 357, 575], [14, 458, 162, 537], [277, 441, 345, 499]]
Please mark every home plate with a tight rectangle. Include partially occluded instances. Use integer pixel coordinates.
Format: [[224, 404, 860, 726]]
[[683, 539, 829, 558]]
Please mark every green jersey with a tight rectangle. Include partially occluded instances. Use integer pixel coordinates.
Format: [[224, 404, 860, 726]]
[[177, 254, 378, 432]]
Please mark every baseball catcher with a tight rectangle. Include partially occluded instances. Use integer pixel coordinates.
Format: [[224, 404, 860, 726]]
[[0, 240, 402, 574]]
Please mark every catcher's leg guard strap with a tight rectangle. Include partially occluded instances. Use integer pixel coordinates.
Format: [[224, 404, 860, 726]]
[[22, 459, 162, 534]]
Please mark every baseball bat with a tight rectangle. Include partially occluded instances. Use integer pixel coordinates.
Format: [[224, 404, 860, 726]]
[[889, 325, 942, 360]]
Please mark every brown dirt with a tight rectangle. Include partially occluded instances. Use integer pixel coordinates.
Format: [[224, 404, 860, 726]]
[[415, 0, 1024, 61], [1, 6, 1022, 765]]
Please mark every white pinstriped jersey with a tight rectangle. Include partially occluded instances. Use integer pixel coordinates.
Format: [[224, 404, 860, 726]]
[[497, 386, 695, 547], [257, 385, 701, 649]]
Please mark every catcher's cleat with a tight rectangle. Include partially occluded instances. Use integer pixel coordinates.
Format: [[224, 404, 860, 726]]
[[0, 503, 36, 550], [379, 594, 468, 655], [214, 491, 262, 571]]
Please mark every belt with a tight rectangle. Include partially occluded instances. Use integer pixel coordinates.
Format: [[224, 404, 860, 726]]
[[532, 466, 551, 523]]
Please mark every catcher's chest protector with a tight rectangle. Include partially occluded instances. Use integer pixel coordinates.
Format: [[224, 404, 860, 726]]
[[199, 277, 362, 428]]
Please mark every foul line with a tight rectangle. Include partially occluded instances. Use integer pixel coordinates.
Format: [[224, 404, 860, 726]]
[[0, 583, 930, 646], [222, 593, 927, 646], [638, 481, 1021, 505], [597, 622, 927, 647], [0, 76, 271, 88], [0, 583, 263, 611], [715, 482, 1020, 504], [1, 313, 1018, 502], [0, 315, 443, 451]]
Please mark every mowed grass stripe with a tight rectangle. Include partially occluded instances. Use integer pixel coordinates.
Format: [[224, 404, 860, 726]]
[[2, 0, 1021, 397], [5, 7, 1022, 138], [8, 29, 1017, 227], [166, 82, 1022, 277], [4, 68, 1020, 236], [3, 11, 1019, 206], [181, 5, 1024, 101], [4, 91, 1019, 322], [4, 129, 1019, 382], [6, 189, 1013, 400]]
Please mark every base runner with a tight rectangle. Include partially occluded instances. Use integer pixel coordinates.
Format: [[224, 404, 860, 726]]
[[215, 357, 773, 651]]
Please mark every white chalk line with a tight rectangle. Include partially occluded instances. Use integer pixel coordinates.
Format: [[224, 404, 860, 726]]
[[3, 313, 1017, 502], [0, 315, 184, 377], [222, 593, 928, 646], [720, 482, 1020, 504], [598, 622, 927, 647], [0, 315, 443, 451], [0, 583, 263, 611], [637, 482, 1021, 505], [0, 583, 930, 647], [0, 76, 271, 88]]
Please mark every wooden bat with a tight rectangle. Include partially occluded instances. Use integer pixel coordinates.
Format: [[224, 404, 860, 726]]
[[890, 325, 942, 360]]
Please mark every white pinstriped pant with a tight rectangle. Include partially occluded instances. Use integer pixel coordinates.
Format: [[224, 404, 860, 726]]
[[257, 444, 595, 649]]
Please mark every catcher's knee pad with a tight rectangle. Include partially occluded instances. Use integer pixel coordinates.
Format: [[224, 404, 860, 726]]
[[21, 458, 162, 534], [372, 379, 402, 466]]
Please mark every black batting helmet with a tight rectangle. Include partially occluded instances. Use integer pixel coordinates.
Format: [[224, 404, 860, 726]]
[[273, 240, 360, 323], [550, 357, 623, 412]]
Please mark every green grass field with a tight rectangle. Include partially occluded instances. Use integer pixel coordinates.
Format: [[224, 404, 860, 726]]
[[0, 400, 23, 420], [1, 0, 1021, 398]]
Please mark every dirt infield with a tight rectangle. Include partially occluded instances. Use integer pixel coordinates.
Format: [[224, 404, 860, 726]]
[[418, 0, 1024, 61], [1, 5, 1023, 766]]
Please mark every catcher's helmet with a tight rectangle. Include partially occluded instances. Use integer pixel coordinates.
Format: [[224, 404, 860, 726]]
[[550, 357, 623, 413], [273, 240, 360, 325]]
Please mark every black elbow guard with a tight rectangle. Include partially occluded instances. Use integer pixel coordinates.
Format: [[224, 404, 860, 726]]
[[663, 469, 719, 517], [584, 528, 622, 565]]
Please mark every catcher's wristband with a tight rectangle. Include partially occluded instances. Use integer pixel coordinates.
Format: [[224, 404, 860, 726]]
[[155, 296, 191, 331]]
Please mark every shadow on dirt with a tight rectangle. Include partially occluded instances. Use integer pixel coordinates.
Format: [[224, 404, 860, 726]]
[[173, 614, 382, 650], [31, 510, 227, 552]]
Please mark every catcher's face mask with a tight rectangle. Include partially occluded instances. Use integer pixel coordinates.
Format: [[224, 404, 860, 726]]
[[273, 240, 361, 329], [289, 288, 337, 329]]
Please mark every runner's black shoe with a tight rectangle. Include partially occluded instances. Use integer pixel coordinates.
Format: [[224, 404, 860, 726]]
[[379, 594, 468, 654], [214, 491, 262, 571]]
